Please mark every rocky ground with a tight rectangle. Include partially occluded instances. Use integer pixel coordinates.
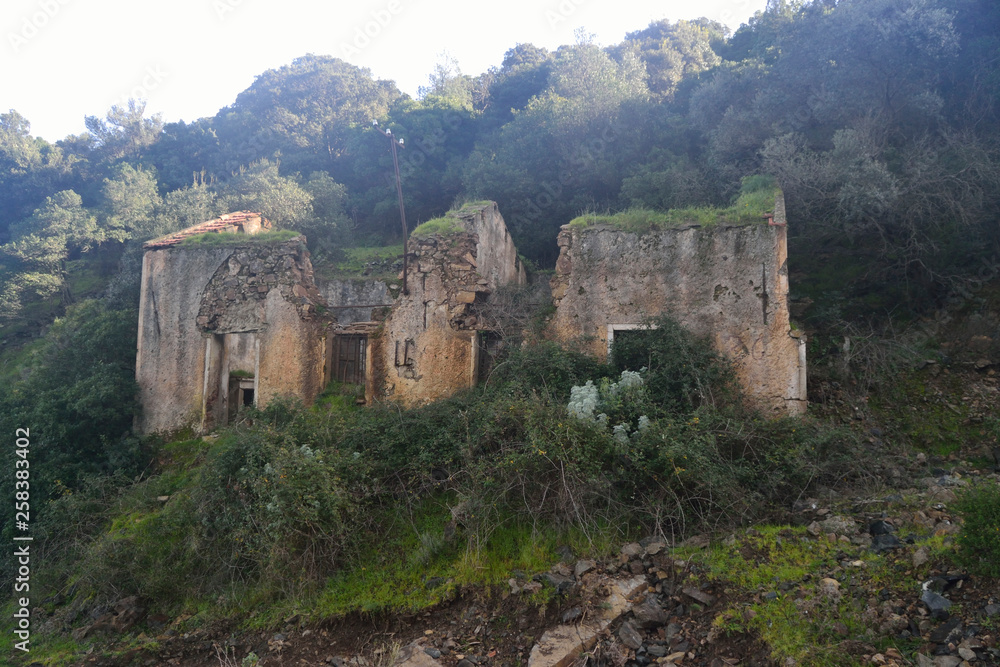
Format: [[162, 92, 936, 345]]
[[56, 445, 999, 667]]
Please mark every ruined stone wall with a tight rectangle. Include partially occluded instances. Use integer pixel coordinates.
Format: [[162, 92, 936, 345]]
[[548, 212, 807, 416], [135, 237, 329, 434], [136, 247, 230, 434], [469, 201, 526, 287], [317, 278, 394, 326], [376, 202, 525, 405]]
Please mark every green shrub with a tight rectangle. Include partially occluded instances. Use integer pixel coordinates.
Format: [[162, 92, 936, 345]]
[[192, 426, 359, 591], [954, 482, 1000, 578], [484, 340, 611, 400], [73, 494, 201, 601], [610, 314, 737, 414]]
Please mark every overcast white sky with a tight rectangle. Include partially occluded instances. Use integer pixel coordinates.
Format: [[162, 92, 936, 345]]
[[1, 0, 767, 143]]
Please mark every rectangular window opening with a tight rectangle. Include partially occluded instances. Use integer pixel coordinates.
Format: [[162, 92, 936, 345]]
[[607, 323, 656, 367]]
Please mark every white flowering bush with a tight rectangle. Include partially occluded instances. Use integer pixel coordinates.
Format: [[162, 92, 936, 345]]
[[609, 369, 644, 394], [567, 380, 600, 420], [568, 369, 649, 441]]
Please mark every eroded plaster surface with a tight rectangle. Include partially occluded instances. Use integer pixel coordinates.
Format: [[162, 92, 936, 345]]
[[136, 230, 329, 434], [548, 205, 806, 415], [376, 202, 526, 405]]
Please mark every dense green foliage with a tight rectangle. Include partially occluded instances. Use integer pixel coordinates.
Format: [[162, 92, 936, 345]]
[[0, 301, 142, 487], [0, 299, 145, 565], [2, 0, 997, 308]]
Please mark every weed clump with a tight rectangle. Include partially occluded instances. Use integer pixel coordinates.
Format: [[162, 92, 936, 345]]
[[411, 217, 464, 237], [953, 482, 1000, 578]]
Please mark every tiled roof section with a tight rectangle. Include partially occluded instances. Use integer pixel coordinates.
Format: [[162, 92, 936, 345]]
[[143, 212, 270, 249]]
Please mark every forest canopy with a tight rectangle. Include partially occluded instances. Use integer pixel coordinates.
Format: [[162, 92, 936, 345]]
[[0, 0, 997, 340]]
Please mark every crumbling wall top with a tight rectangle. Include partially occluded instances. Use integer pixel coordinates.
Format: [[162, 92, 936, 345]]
[[143, 211, 270, 249]]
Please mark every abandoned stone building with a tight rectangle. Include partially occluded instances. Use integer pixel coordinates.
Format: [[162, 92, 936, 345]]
[[134, 212, 331, 434], [547, 193, 808, 415], [135, 203, 526, 434], [315, 201, 527, 407], [134, 198, 806, 434]]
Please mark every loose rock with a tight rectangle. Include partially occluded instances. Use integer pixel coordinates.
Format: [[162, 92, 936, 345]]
[[618, 620, 643, 650], [574, 560, 596, 578], [921, 590, 952, 615], [632, 597, 668, 628]]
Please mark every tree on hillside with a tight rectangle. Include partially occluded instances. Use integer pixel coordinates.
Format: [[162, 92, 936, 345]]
[[463, 43, 650, 262], [0, 299, 141, 496], [100, 164, 163, 243], [613, 19, 723, 100], [217, 158, 313, 230], [418, 53, 476, 110], [0, 111, 77, 241], [146, 119, 224, 193], [0, 110, 41, 177], [722, 0, 806, 63], [160, 178, 219, 231], [300, 171, 351, 257], [479, 44, 553, 129], [85, 100, 164, 163], [0, 190, 99, 317], [345, 96, 479, 238], [213, 55, 400, 176]]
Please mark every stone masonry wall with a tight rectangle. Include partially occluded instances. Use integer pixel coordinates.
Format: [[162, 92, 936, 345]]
[[376, 202, 526, 405], [318, 278, 394, 326], [135, 236, 330, 434], [136, 246, 231, 434], [197, 239, 325, 332], [548, 209, 807, 416]]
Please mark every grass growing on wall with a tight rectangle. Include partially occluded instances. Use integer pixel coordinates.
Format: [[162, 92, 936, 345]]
[[318, 243, 405, 281], [570, 176, 781, 232], [178, 229, 301, 247], [411, 200, 495, 238], [411, 216, 465, 237]]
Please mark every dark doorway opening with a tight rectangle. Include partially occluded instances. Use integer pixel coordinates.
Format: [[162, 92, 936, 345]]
[[477, 331, 503, 384], [228, 376, 255, 422]]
